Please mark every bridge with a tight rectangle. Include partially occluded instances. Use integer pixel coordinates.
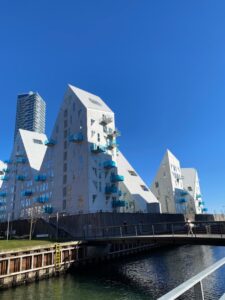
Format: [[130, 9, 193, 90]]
[[83, 221, 225, 246]]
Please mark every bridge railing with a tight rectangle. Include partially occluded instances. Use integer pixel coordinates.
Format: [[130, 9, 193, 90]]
[[83, 221, 225, 239], [158, 256, 225, 300]]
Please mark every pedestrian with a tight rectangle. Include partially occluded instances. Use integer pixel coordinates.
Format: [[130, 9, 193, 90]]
[[186, 218, 194, 236]]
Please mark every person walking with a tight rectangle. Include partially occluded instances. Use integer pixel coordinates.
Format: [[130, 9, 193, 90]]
[[186, 218, 194, 236]]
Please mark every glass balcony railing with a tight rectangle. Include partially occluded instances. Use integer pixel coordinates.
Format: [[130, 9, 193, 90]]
[[22, 190, 33, 197], [103, 160, 116, 169], [36, 196, 49, 203], [99, 115, 113, 125], [0, 192, 7, 197], [202, 208, 208, 212], [44, 139, 56, 146], [44, 206, 53, 214], [196, 194, 202, 199], [111, 174, 124, 182], [15, 151, 24, 157], [69, 133, 84, 143], [17, 175, 26, 181], [0, 176, 9, 181], [35, 175, 47, 182], [16, 158, 26, 164], [112, 200, 127, 208], [91, 144, 106, 154], [106, 128, 121, 138], [107, 141, 118, 150], [180, 191, 188, 196]]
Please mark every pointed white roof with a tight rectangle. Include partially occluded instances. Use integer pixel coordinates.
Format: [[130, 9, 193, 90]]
[[68, 84, 113, 113], [19, 129, 48, 170]]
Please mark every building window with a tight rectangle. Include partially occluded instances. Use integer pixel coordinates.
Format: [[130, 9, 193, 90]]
[[33, 139, 43, 145], [73, 102, 76, 111], [155, 182, 159, 188], [64, 120, 68, 128], [63, 187, 67, 197], [128, 170, 137, 176], [64, 152, 67, 161], [188, 186, 193, 191], [140, 185, 149, 191], [91, 119, 95, 126], [63, 175, 67, 185], [63, 199, 66, 209], [64, 163, 67, 172], [97, 133, 100, 142], [64, 141, 67, 149], [64, 130, 67, 139], [64, 109, 68, 118], [92, 194, 97, 203]]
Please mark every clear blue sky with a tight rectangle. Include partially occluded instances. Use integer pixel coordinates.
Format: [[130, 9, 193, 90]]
[[0, 1, 225, 213]]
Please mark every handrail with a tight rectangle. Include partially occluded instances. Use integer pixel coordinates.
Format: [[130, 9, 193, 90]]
[[158, 257, 225, 300]]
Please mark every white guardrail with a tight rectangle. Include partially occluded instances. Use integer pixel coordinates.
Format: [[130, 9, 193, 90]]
[[158, 257, 225, 300]]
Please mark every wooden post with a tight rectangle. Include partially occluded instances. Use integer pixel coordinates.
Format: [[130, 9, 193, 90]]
[[6, 213, 10, 241], [29, 213, 33, 240]]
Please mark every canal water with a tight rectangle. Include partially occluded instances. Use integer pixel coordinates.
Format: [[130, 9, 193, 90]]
[[1, 245, 225, 300]]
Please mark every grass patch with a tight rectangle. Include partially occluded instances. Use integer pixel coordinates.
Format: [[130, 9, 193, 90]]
[[0, 240, 53, 251]]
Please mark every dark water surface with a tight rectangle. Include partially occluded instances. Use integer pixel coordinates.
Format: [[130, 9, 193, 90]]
[[1, 245, 225, 300]]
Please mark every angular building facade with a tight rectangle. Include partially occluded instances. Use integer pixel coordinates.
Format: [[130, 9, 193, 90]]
[[0, 85, 160, 221], [14, 92, 46, 140], [150, 150, 206, 215]]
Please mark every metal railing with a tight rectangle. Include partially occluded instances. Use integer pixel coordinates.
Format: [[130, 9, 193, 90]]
[[82, 221, 225, 240], [158, 256, 225, 300]]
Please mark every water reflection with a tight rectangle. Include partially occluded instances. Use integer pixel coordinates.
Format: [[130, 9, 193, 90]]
[[1, 245, 225, 300]]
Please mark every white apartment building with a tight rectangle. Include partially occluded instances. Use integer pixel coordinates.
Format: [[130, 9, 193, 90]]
[[150, 150, 206, 215], [0, 85, 160, 221]]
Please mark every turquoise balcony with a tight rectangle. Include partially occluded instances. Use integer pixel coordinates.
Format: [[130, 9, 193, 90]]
[[3, 168, 10, 173], [91, 144, 106, 154], [202, 208, 208, 212], [198, 201, 205, 206], [4, 159, 12, 164], [180, 191, 188, 196], [0, 200, 5, 206], [179, 198, 187, 203], [44, 206, 53, 214], [36, 196, 49, 203], [16, 157, 26, 164], [196, 194, 202, 199], [0, 176, 9, 181], [112, 200, 127, 208], [69, 133, 84, 143], [17, 175, 26, 181], [105, 186, 118, 194], [111, 174, 124, 182], [22, 190, 33, 197], [44, 139, 56, 146], [35, 175, 47, 182], [0, 192, 7, 197], [103, 160, 116, 169]]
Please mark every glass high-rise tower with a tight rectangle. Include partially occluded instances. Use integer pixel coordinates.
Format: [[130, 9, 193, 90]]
[[14, 92, 46, 140]]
